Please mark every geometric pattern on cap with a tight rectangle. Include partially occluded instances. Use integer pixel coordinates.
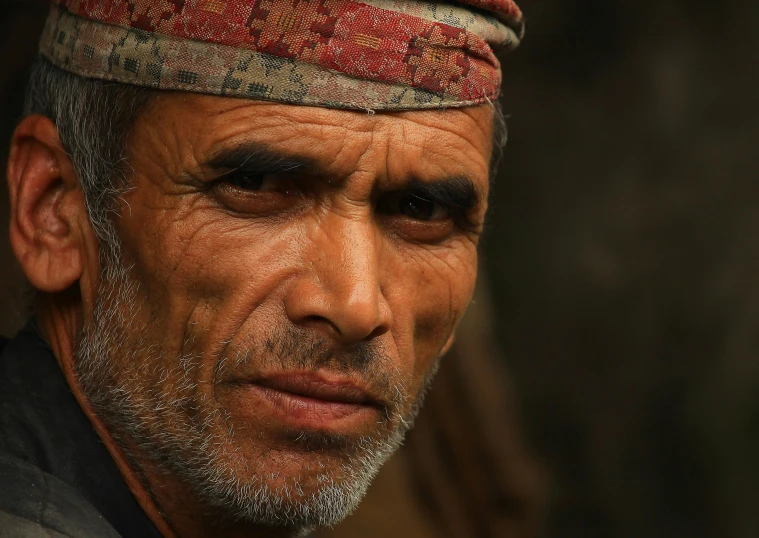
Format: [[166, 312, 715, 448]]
[[44, 0, 524, 110]]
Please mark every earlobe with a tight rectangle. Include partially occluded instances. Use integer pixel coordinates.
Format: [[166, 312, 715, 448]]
[[7, 115, 85, 292]]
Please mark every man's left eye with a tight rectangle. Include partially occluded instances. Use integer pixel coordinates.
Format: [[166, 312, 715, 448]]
[[392, 193, 450, 221]]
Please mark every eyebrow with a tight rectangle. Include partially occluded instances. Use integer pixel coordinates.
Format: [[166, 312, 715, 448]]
[[404, 177, 482, 213], [205, 144, 315, 177], [204, 143, 483, 210]]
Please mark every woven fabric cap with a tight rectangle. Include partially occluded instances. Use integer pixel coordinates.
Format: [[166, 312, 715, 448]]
[[40, 0, 524, 111]]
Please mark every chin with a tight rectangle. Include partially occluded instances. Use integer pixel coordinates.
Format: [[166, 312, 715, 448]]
[[197, 443, 384, 528], [167, 408, 405, 529]]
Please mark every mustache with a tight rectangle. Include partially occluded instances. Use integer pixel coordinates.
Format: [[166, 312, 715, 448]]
[[214, 324, 408, 416]]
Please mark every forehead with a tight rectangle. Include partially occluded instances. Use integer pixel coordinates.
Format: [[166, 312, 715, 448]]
[[129, 94, 495, 184]]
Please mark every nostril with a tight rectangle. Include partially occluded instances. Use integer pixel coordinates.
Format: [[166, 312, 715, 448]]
[[298, 314, 388, 342], [366, 324, 389, 341], [298, 315, 341, 338]]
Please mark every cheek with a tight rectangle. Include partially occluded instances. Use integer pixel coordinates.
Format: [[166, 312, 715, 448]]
[[117, 201, 306, 352], [117, 185, 478, 387], [383, 242, 478, 380]]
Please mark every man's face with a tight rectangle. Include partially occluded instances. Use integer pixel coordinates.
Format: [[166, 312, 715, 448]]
[[75, 94, 493, 529]]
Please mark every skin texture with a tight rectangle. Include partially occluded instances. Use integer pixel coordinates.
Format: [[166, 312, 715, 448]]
[[7, 94, 494, 537]]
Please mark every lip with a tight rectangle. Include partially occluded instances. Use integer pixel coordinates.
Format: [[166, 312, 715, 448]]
[[256, 373, 375, 405], [222, 372, 384, 430]]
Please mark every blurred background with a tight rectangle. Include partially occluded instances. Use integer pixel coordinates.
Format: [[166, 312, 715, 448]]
[[2, 0, 759, 537]]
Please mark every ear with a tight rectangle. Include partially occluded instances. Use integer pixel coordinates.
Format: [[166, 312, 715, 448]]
[[7, 115, 87, 292]]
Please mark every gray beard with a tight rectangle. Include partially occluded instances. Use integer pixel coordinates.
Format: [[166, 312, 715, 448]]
[[72, 259, 432, 531]]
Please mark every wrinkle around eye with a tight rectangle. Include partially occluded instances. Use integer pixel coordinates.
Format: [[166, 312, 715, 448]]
[[380, 212, 484, 247], [391, 238, 478, 287], [210, 180, 308, 219]]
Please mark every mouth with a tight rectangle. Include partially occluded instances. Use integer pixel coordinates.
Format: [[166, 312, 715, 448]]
[[222, 372, 386, 430]]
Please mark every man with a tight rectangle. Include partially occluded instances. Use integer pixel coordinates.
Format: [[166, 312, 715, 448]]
[[0, 0, 524, 536]]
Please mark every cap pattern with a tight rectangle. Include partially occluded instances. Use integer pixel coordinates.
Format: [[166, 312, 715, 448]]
[[41, 0, 524, 110]]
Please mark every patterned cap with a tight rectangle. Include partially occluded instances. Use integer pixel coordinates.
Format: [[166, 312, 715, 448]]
[[40, 0, 524, 111]]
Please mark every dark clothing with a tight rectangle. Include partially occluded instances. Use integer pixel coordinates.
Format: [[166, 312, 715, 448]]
[[0, 322, 161, 538]]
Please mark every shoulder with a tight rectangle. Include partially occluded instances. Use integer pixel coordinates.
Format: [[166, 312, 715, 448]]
[[0, 452, 121, 538]]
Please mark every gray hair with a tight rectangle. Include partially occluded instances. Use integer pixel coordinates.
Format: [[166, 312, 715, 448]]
[[23, 55, 508, 262], [489, 98, 508, 179], [23, 56, 153, 265]]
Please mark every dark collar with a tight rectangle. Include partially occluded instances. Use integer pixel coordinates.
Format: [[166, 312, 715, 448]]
[[0, 320, 162, 538]]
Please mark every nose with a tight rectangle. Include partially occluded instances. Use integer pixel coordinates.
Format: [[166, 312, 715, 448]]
[[284, 212, 392, 343]]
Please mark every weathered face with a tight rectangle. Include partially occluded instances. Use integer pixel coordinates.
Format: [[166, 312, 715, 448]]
[[75, 94, 493, 530]]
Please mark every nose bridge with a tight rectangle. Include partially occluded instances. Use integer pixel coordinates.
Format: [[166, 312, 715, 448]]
[[324, 209, 380, 310], [301, 207, 390, 341]]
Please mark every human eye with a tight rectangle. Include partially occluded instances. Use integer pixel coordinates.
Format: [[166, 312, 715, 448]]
[[378, 191, 456, 242], [211, 171, 301, 215], [221, 171, 280, 192], [392, 192, 451, 222]]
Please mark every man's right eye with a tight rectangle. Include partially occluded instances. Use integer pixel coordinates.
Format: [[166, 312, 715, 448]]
[[211, 171, 304, 216], [224, 172, 279, 192]]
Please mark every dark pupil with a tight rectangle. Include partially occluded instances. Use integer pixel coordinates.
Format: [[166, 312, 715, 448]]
[[399, 194, 435, 221], [231, 173, 264, 190]]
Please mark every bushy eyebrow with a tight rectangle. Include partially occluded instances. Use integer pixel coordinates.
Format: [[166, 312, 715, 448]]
[[205, 144, 314, 177], [402, 177, 482, 213], [205, 143, 483, 210]]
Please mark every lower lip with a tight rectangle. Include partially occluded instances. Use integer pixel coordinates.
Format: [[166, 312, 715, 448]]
[[224, 383, 380, 430]]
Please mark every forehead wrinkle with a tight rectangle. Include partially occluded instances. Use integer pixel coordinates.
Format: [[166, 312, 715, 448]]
[[197, 120, 374, 169], [192, 97, 379, 138], [131, 95, 492, 202], [148, 93, 493, 145], [416, 138, 490, 180], [147, 95, 491, 167], [391, 106, 494, 156]]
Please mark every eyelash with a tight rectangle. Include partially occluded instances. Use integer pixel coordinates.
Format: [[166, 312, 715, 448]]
[[377, 192, 453, 222], [225, 172, 266, 190], [219, 171, 295, 194], [213, 173, 474, 228]]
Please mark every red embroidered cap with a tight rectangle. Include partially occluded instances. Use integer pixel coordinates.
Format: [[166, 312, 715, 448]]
[[41, 0, 524, 110]]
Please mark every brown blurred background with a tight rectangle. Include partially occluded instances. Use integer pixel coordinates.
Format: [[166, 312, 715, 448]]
[[2, 0, 759, 537]]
